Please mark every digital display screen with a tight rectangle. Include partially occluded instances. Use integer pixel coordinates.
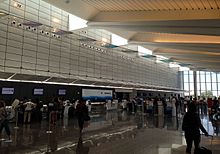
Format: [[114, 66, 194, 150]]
[[2, 88, 14, 95], [33, 88, 44, 95], [58, 89, 66, 95]]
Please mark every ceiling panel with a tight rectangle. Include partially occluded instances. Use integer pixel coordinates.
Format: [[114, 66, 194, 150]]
[[11, 74, 49, 81], [73, 80, 96, 85], [0, 72, 14, 79], [82, 0, 220, 12], [47, 77, 76, 83]]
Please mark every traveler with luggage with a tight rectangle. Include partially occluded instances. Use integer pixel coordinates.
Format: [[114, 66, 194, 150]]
[[182, 103, 209, 154]]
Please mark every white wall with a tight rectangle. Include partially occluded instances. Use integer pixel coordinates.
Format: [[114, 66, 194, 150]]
[[0, 0, 180, 89]]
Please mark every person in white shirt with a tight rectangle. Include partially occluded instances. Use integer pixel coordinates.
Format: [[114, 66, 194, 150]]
[[171, 97, 177, 117], [63, 100, 71, 118], [11, 98, 20, 121], [23, 100, 35, 123], [86, 100, 91, 112], [74, 100, 79, 109]]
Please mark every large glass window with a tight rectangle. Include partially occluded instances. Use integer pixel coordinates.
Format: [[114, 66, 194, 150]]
[[197, 90, 201, 96], [184, 75, 189, 82], [197, 73, 200, 83], [213, 91, 218, 97], [183, 71, 220, 97], [211, 72, 217, 82], [201, 83, 206, 90], [206, 82, 212, 90], [200, 71, 205, 75], [212, 83, 217, 90], [189, 75, 193, 82], [189, 71, 193, 75], [217, 73, 220, 82], [190, 82, 194, 91], [200, 74, 205, 82], [184, 71, 188, 76], [218, 83, 220, 91], [206, 72, 211, 82], [184, 83, 189, 91], [197, 82, 201, 90]]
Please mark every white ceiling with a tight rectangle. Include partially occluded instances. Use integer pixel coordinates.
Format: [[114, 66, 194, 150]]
[[44, 0, 220, 71]]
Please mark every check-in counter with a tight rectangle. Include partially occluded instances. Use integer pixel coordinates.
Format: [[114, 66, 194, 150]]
[[91, 102, 106, 111]]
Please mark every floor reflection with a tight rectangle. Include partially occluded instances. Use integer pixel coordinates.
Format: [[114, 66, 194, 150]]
[[0, 111, 219, 153], [76, 136, 90, 154]]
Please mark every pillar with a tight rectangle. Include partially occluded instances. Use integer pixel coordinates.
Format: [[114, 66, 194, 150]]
[[193, 71, 197, 98], [129, 89, 137, 100]]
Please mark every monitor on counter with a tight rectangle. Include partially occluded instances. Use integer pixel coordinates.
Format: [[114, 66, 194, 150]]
[[58, 89, 66, 95], [33, 88, 44, 95], [2, 88, 14, 95]]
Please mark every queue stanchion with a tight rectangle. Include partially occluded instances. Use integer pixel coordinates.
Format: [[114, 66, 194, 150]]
[[142, 101, 146, 115], [132, 103, 135, 114], [46, 112, 53, 134], [14, 109, 19, 129]]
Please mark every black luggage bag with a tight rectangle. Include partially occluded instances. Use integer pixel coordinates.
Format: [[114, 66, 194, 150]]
[[198, 134, 213, 154], [198, 147, 212, 154]]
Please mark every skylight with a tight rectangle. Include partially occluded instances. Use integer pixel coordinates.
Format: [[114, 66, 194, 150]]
[[169, 62, 180, 68], [69, 14, 87, 31], [138, 46, 153, 56], [156, 55, 168, 63], [111, 34, 128, 46], [179, 67, 190, 71]]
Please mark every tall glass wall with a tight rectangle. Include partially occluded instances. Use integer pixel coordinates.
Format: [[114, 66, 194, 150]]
[[184, 71, 220, 97]]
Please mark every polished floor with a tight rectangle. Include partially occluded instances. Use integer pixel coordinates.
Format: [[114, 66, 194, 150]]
[[0, 111, 220, 154]]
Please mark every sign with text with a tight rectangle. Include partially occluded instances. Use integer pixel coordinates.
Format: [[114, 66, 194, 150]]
[[82, 89, 112, 101], [34, 88, 43, 95], [58, 89, 66, 95], [2, 88, 14, 95]]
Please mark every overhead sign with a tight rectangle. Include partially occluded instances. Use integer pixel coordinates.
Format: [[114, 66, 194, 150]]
[[58, 89, 66, 95], [33, 88, 43, 95], [2, 88, 14, 95], [82, 89, 112, 101]]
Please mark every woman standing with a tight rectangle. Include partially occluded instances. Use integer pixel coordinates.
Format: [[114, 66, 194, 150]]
[[0, 100, 11, 142]]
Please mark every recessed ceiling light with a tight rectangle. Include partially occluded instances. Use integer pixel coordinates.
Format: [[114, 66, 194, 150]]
[[52, 18, 60, 23], [102, 38, 107, 42]]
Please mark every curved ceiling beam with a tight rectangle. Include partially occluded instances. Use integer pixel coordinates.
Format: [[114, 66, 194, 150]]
[[91, 9, 220, 22]]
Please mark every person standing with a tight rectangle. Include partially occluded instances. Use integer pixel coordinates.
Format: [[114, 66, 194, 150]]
[[76, 100, 90, 134], [182, 103, 209, 154], [0, 100, 11, 142], [171, 97, 177, 117], [23, 99, 35, 124]]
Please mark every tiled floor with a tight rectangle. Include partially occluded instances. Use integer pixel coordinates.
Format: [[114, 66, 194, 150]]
[[0, 111, 220, 154]]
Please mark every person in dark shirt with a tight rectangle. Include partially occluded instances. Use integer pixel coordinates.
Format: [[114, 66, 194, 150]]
[[182, 103, 209, 154], [76, 100, 89, 134]]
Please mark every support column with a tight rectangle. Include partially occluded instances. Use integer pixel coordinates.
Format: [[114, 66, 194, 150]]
[[193, 71, 197, 98], [129, 89, 137, 100]]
